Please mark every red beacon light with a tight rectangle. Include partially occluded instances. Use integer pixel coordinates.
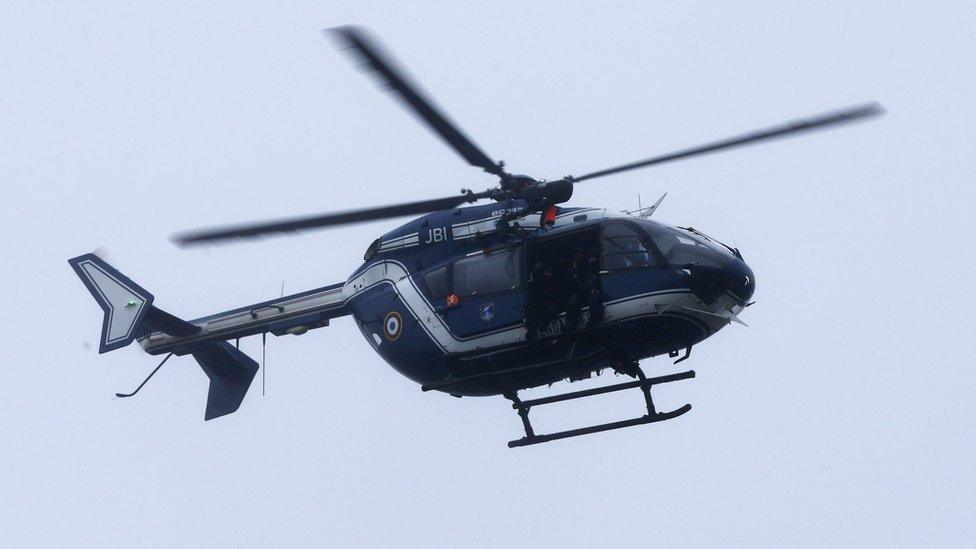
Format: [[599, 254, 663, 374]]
[[543, 205, 557, 227]]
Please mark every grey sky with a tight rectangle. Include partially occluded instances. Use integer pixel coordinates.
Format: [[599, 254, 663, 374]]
[[3, 1, 975, 547]]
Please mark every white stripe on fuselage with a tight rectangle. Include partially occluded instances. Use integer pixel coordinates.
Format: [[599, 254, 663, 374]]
[[341, 259, 733, 355]]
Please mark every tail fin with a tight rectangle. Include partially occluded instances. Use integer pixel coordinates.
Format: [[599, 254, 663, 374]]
[[69, 253, 201, 352], [192, 341, 260, 420], [69, 253, 256, 420], [69, 253, 156, 353]]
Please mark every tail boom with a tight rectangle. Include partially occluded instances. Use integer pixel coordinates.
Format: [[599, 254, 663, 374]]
[[141, 282, 347, 356], [69, 252, 348, 420]]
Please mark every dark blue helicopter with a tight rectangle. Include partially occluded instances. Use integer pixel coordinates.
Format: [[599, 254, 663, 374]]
[[69, 27, 882, 447]]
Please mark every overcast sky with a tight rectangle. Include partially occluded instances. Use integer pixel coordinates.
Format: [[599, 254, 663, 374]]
[[3, 1, 975, 547]]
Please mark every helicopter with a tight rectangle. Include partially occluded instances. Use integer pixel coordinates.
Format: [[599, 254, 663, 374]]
[[69, 26, 883, 447]]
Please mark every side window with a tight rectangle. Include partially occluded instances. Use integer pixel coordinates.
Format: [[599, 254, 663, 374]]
[[602, 223, 655, 270], [452, 248, 521, 297], [424, 266, 449, 298]]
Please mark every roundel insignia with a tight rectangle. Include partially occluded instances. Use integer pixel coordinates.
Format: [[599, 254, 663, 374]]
[[383, 311, 403, 341]]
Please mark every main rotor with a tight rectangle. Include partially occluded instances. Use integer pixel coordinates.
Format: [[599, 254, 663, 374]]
[[173, 26, 884, 246]]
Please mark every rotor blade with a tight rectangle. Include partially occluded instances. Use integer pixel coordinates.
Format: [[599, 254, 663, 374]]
[[572, 102, 885, 182], [327, 26, 505, 177], [173, 192, 487, 246]]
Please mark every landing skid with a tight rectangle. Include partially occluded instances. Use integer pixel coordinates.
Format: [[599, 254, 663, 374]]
[[505, 368, 695, 448]]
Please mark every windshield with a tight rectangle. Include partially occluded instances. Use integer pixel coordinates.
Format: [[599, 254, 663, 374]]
[[636, 220, 733, 267], [676, 227, 736, 255]]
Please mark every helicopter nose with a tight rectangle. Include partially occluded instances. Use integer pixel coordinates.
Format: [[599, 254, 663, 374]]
[[727, 258, 755, 304], [682, 254, 755, 305]]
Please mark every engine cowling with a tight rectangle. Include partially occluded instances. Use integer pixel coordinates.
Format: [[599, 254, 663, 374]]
[[520, 178, 574, 209]]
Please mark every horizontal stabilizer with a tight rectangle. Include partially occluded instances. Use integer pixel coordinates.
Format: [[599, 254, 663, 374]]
[[69, 253, 155, 353], [191, 341, 259, 420]]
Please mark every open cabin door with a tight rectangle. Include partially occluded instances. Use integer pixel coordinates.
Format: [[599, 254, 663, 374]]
[[423, 245, 526, 338], [525, 226, 602, 336]]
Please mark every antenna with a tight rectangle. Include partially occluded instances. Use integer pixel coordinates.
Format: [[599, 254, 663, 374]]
[[622, 192, 667, 218]]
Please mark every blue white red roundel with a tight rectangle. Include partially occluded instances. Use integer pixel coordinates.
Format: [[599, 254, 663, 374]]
[[383, 311, 403, 341]]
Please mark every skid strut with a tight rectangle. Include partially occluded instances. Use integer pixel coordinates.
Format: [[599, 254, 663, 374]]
[[505, 369, 695, 448]]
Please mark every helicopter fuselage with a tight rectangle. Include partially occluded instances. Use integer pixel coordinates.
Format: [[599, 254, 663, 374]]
[[342, 201, 755, 396]]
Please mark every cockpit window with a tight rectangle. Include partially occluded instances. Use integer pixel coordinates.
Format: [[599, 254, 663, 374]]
[[678, 227, 735, 255], [638, 220, 729, 267], [452, 248, 521, 297], [601, 223, 655, 270]]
